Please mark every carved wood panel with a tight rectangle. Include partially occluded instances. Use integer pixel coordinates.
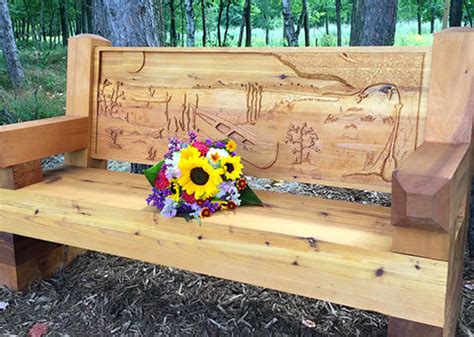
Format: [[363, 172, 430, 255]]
[[90, 47, 431, 191]]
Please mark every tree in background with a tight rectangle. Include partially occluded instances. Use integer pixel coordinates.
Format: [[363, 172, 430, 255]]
[[185, 0, 195, 46], [350, 0, 398, 46], [92, 0, 161, 47], [237, 0, 251, 46], [450, 0, 463, 25], [0, 0, 24, 87], [335, 0, 342, 45], [282, 0, 298, 46]]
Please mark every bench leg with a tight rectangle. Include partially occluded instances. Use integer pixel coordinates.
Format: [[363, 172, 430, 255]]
[[387, 317, 442, 337], [0, 233, 84, 290]]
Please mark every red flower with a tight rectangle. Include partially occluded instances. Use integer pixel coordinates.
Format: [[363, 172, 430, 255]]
[[200, 207, 211, 217], [237, 178, 247, 190], [193, 141, 209, 156], [182, 192, 195, 204], [154, 169, 170, 190], [227, 201, 237, 210]]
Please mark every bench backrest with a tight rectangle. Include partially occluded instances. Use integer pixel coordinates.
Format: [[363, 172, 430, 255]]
[[66, 29, 474, 192]]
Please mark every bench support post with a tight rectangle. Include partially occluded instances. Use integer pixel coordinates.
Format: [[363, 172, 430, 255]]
[[0, 160, 82, 290], [387, 317, 442, 337]]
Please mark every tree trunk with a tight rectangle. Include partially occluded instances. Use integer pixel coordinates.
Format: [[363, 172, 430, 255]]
[[217, 0, 223, 46], [86, 0, 93, 32], [265, 26, 269, 45], [154, 0, 166, 45], [465, 0, 473, 26], [81, 0, 88, 33], [223, 0, 230, 45], [59, 1, 70, 45], [200, 0, 207, 46], [449, 0, 462, 26], [350, 0, 398, 46], [302, 0, 309, 46], [430, 6, 435, 33], [0, 0, 24, 87], [417, 0, 422, 34], [93, 0, 160, 47], [443, 0, 450, 28], [40, 0, 47, 41], [244, 0, 251, 46], [169, 0, 177, 46], [282, 0, 298, 46], [238, 0, 251, 47], [185, 0, 195, 46], [335, 0, 341, 45], [325, 10, 329, 34]]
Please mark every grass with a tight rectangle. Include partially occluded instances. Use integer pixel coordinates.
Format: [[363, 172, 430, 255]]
[[0, 19, 439, 124], [0, 45, 67, 124]]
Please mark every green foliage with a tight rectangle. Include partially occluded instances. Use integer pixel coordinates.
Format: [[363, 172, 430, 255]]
[[0, 45, 67, 124]]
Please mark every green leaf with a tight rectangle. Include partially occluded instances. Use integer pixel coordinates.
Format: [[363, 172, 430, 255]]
[[144, 160, 164, 187], [240, 186, 264, 206]]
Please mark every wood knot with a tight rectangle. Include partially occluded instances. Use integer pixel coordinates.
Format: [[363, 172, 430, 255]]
[[197, 235, 203, 240], [375, 267, 384, 277], [34, 209, 39, 215]]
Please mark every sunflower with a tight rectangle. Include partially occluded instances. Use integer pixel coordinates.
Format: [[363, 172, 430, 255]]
[[180, 146, 201, 161], [221, 156, 243, 180], [226, 139, 237, 152], [178, 157, 223, 199], [169, 180, 180, 202]]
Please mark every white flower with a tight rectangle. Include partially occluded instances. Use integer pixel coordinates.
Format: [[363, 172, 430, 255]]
[[165, 151, 181, 179], [206, 148, 229, 167]]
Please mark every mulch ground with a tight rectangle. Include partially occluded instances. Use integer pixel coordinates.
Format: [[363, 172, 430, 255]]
[[0, 162, 472, 336]]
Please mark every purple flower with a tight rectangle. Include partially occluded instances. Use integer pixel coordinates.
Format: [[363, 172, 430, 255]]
[[188, 130, 198, 143], [215, 141, 226, 149], [161, 198, 178, 218], [147, 188, 167, 210], [205, 138, 212, 146]]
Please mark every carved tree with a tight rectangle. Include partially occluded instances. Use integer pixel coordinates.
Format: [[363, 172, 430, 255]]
[[285, 122, 320, 164]]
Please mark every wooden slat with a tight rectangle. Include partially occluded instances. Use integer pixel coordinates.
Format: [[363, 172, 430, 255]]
[[0, 116, 89, 168], [425, 28, 474, 144], [65, 34, 111, 168], [0, 185, 447, 327], [89, 46, 431, 192], [23, 166, 393, 252]]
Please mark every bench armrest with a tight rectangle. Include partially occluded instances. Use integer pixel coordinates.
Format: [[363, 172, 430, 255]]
[[0, 116, 89, 168], [391, 142, 471, 233]]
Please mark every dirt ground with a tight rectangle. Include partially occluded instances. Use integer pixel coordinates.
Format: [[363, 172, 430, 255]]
[[0, 161, 472, 336]]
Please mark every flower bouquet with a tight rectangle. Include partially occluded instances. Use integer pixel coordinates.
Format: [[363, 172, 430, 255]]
[[145, 131, 263, 221]]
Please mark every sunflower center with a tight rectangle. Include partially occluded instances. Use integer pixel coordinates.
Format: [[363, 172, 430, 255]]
[[225, 163, 235, 173], [190, 167, 210, 185]]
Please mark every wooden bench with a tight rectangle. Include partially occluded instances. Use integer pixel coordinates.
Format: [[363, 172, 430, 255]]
[[0, 28, 473, 336]]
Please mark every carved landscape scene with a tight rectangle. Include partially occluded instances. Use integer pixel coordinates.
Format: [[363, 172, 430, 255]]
[[91, 49, 429, 189]]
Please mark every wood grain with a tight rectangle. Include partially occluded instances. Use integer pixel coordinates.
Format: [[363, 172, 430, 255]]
[[0, 182, 447, 327], [0, 160, 43, 190], [89, 46, 432, 191], [425, 28, 474, 144], [0, 116, 89, 168], [391, 142, 470, 233], [23, 166, 394, 252], [65, 34, 111, 168]]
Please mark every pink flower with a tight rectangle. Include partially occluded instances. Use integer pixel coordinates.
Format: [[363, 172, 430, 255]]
[[192, 141, 209, 156], [182, 192, 195, 204], [155, 169, 170, 190]]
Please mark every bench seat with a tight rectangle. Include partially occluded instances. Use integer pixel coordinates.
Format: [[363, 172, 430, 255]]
[[0, 166, 447, 328]]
